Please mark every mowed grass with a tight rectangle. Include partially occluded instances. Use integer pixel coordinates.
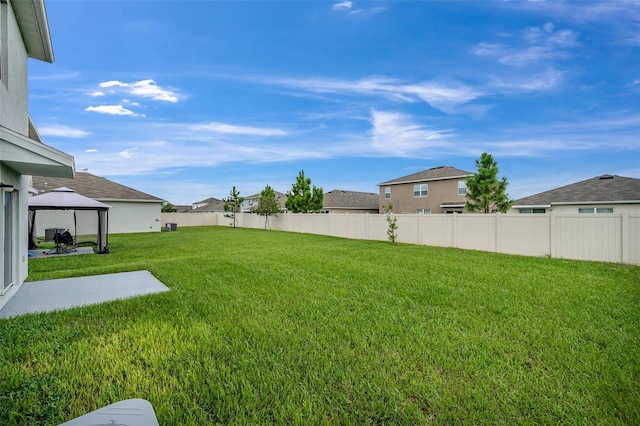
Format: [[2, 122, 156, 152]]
[[1, 226, 639, 425]]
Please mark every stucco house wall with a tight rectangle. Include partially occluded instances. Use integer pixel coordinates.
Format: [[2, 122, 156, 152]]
[[379, 177, 468, 214], [1, 0, 75, 302], [102, 200, 161, 233], [543, 203, 640, 214]]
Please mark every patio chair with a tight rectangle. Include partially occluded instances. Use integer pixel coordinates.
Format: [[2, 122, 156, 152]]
[[46, 230, 76, 255]]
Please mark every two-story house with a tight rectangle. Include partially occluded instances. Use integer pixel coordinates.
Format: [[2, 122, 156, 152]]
[[1, 0, 75, 300], [241, 190, 287, 213], [378, 166, 473, 214]]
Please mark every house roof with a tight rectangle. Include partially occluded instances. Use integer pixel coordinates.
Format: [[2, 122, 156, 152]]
[[191, 198, 225, 212], [323, 190, 379, 210], [32, 172, 163, 202], [11, 0, 55, 63], [245, 191, 287, 201], [513, 175, 640, 207], [379, 166, 474, 186]]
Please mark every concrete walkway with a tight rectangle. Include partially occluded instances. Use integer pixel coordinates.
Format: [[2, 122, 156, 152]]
[[0, 270, 169, 318]]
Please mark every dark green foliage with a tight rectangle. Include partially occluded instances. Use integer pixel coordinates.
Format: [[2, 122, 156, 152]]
[[285, 170, 323, 213], [254, 185, 281, 229], [223, 186, 244, 227], [160, 201, 175, 212], [465, 152, 513, 213]]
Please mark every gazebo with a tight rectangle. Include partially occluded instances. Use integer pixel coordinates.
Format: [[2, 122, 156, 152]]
[[28, 187, 111, 254]]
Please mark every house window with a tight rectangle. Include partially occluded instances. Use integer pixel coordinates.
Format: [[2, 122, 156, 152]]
[[416, 209, 431, 214], [384, 187, 391, 199], [579, 207, 614, 214], [458, 180, 466, 195], [413, 184, 428, 198], [519, 208, 546, 214]]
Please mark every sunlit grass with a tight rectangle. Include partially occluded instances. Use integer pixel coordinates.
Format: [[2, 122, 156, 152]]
[[1, 226, 639, 424]]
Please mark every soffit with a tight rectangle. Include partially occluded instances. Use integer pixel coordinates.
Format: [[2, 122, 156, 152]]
[[0, 125, 74, 177], [11, 0, 54, 63]]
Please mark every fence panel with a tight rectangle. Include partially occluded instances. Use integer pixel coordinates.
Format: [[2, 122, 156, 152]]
[[499, 214, 550, 257], [554, 214, 622, 263], [161, 212, 639, 264], [455, 214, 496, 252]]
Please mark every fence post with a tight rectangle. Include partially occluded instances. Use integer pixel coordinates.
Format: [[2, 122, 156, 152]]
[[621, 212, 629, 264], [452, 212, 458, 249], [549, 211, 556, 259], [495, 212, 501, 254]]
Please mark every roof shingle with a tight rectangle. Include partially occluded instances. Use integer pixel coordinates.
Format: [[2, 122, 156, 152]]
[[513, 175, 640, 206], [379, 166, 473, 186], [32, 172, 163, 202], [323, 190, 379, 210]]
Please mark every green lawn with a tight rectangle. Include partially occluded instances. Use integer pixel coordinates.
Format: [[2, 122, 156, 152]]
[[1, 226, 639, 425]]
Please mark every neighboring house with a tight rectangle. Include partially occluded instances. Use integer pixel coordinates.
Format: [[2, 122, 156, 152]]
[[1, 0, 75, 299], [511, 174, 640, 214], [321, 190, 379, 214], [191, 197, 225, 213], [192, 197, 218, 210], [241, 190, 287, 213], [378, 166, 474, 214], [32, 172, 164, 233]]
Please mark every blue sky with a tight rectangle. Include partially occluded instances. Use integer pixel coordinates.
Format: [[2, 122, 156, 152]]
[[29, 0, 639, 205]]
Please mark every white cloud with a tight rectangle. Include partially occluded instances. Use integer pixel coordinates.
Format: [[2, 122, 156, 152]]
[[189, 122, 288, 136], [332, 1, 385, 16], [85, 149, 98, 153], [332, 1, 352, 10], [119, 148, 138, 159], [369, 109, 452, 156], [88, 91, 105, 97], [85, 105, 138, 116], [38, 124, 90, 138], [98, 79, 179, 102], [488, 68, 565, 91], [474, 23, 580, 66], [349, 7, 386, 16], [265, 76, 481, 113]]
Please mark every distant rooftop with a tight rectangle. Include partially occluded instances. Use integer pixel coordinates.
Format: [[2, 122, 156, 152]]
[[32, 172, 163, 202], [513, 175, 640, 206], [323, 190, 379, 210], [379, 166, 474, 186]]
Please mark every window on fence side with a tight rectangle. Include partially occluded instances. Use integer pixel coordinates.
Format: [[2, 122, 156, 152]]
[[413, 184, 428, 198], [384, 187, 391, 199], [578, 207, 614, 214], [416, 209, 431, 214], [519, 208, 546, 214]]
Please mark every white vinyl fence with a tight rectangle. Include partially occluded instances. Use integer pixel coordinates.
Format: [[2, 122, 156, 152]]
[[161, 212, 640, 265]]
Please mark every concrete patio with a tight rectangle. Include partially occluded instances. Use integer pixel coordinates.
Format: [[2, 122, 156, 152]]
[[0, 270, 169, 318]]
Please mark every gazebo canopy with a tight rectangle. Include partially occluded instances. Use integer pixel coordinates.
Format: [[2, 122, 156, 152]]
[[28, 187, 111, 253], [28, 187, 110, 210]]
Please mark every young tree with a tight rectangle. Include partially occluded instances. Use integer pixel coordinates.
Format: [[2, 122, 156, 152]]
[[285, 170, 323, 213], [254, 185, 281, 229], [465, 152, 513, 213], [384, 202, 398, 243], [223, 186, 244, 227]]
